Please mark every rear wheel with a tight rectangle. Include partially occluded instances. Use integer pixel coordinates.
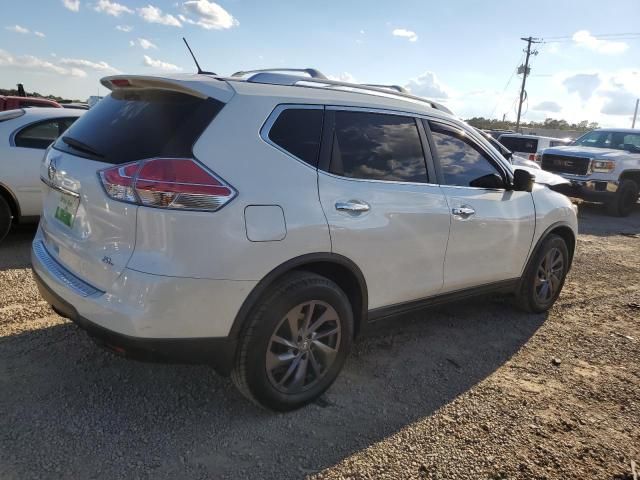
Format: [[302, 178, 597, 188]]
[[606, 180, 638, 217], [231, 271, 353, 411], [516, 234, 569, 313], [0, 196, 12, 243]]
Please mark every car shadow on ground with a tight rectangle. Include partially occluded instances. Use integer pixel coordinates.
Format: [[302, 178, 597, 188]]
[[0, 224, 37, 271], [1, 292, 547, 479], [577, 201, 640, 237]]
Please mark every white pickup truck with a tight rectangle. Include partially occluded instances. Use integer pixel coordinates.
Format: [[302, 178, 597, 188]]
[[538, 128, 640, 216]]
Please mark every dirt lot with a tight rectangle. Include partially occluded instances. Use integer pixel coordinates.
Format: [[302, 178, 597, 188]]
[[1, 203, 639, 480]]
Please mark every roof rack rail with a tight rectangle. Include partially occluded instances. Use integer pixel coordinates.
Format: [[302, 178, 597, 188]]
[[241, 73, 452, 114], [231, 68, 328, 80], [361, 84, 409, 94]]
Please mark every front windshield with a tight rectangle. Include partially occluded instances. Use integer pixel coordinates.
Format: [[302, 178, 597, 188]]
[[572, 130, 640, 152]]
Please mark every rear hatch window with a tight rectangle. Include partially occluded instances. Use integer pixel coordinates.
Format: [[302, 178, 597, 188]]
[[499, 136, 538, 153], [53, 89, 224, 164]]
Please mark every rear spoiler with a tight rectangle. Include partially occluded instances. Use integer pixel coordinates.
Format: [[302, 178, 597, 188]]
[[101, 75, 235, 102]]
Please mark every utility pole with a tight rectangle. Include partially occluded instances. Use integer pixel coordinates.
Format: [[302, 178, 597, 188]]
[[632, 98, 639, 129], [515, 37, 542, 132]]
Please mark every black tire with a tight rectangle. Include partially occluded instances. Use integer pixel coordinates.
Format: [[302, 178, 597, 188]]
[[516, 234, 569, 313], [606, 179, 639, 217], [0, 196, 12, 243], [231, 271, 353, 411]]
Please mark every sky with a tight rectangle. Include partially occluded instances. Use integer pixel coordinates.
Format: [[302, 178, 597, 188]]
[[1, 0, 639, 127]]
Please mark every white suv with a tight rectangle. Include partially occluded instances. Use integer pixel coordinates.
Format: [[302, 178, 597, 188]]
[[32, 70, 578, 410]]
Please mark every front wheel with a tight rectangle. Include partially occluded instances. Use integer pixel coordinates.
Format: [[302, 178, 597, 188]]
[[606, 180, 639, 217], [231, 271, 353, 411], [516, 234, 569, 313]]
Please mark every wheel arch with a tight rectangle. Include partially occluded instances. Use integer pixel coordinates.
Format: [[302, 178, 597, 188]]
[[0, 182, 20, 222], [528, 221, 576, 272], [229, 253, 368, 341], [619, 170, 640, 186]]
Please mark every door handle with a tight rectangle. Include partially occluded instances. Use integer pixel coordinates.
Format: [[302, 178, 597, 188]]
[[335, 200, 370, 213], [452, 206, 475, 219]]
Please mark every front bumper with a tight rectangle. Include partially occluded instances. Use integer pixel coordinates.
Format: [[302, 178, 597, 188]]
[[31, 232, 256, 374], [551, 177, 618, 202]]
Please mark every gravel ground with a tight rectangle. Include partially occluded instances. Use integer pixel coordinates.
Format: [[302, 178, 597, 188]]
[[0, 202, 639, 480]]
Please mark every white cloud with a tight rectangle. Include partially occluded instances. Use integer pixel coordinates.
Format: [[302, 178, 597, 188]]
[[115, 24, 133, 32], [182, 0, 238, 30], [563, 73, 601, 101], [6, 25, 30, 34], [138, 5, 182, 27], [62, 0, 80, 11], [600, 87, 637, 115], [34, 31, 46, 38], [572, 30, 628, 55], [405, 71, 450, 99], [392, 28, 417, 42], [132, 38, 157, 49], [0, 49, 87, 77], [94, 0, 133, 16], [59, 57, 121, 73], [532, 101, 562, 113], [143, 54, 181, 71], [129, 40, 135, 46]]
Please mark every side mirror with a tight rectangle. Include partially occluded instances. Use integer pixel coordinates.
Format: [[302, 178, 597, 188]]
[[469, 173, 506, 189], [513, 169, 535, 192]]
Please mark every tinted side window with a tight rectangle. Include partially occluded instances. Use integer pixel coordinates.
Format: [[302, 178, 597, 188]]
[[268, 108, 323, 166], [54, 90, 224, 165], [499, 136, 538, 153], [331, 111, 428, 182], [15, 120, 61, 149], [430, 122, 502, 188]]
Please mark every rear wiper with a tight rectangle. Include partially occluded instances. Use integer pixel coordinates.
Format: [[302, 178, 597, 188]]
[[61, 136, 104, 158]]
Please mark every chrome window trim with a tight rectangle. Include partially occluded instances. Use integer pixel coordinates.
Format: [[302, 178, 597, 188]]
[[259, 104, 324, 171], [318, 169, 440, 187]]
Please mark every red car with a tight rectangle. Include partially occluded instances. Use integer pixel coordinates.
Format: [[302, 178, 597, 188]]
[[0, 95, 62, 111]]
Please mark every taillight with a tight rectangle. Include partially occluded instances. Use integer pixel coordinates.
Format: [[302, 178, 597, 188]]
[[99, 158, 236, 211], [528, 154, 535, 160]]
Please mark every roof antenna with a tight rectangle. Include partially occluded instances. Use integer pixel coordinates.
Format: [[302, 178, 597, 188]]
[[182, 37, 216, 75]]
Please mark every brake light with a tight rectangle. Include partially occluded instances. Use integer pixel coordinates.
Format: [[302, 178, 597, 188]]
[[528, 154, 535, 160], [99, 158, 236, 211], [111, 79, 131, 87]]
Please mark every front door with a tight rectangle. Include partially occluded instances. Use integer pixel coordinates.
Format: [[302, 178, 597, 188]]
[[426, 121, 535, 292]]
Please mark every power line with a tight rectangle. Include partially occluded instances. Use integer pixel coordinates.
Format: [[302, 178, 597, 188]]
[[490, 52, 524, 119]]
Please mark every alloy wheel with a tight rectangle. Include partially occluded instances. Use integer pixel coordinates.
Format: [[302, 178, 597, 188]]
[[534, 247, 564, 303], [266, 300, 341, 394]]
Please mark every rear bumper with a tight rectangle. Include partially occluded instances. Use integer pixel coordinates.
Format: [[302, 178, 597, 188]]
[[31, 230, 256, 374], [33, 270, 237, 373], [551, 177, 618, 202]]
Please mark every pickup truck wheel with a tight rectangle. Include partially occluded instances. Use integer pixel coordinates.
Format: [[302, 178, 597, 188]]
[[0, 196, 12, 243], [231, 271, 353, 411], [516, 234, 569, 313], [606, 180, 639, 217]]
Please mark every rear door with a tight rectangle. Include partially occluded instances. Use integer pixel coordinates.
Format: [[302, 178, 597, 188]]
[[426, 121, 535, 292], [39, 88, 225, 290], [318, 108, 450, 310]]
